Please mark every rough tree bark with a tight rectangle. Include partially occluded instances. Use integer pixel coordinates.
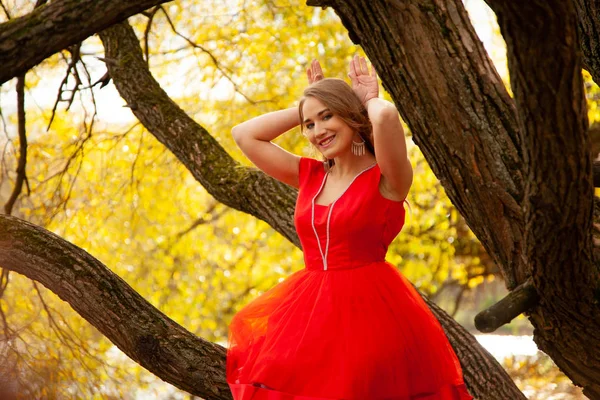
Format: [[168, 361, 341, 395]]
[[0, 0, 172, 84], [485, 0, 599, 396]]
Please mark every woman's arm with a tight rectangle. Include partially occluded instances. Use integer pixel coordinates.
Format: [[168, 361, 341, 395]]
[[367, 98, 413, 201], [231, 60, 325, 189], [348, 55, 413, 201], [231, 108, 302, 188]]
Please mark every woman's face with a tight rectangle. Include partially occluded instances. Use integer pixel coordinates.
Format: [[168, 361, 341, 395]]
[[301, 97, 355, 159]]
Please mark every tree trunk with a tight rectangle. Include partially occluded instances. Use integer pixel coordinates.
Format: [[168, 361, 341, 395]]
[[310, 0, 525, 288], [575, 0, 600, 83], [0, 0, 171, 84], [485, 1, 599, 397]]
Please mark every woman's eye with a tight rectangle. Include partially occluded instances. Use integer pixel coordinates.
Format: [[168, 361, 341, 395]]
[[306, 123, 314, 129], [323, 114, 332, 120]]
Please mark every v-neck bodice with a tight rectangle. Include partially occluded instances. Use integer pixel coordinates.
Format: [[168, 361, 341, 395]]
[[313, 162, 377, 208], [294, 157, 406, 271]]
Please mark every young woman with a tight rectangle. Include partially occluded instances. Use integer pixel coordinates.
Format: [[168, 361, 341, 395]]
[[226, 57, 472, 400]]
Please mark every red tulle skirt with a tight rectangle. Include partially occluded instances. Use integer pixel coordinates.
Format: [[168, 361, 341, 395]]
[[227, 262, 472, 400]]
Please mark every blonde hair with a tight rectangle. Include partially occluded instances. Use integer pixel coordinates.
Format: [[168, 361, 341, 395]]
[[299, 78, 374, 166]]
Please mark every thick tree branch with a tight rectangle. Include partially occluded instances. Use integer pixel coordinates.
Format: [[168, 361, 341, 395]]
[[0, 0, 172, 84], [98, 22, 300, 247], [0, 214, 231, 399], [0, 214, 525, 399], [474, 278, 539, 333]]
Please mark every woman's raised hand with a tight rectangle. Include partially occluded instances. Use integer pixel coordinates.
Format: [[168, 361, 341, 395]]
[[307, 59, 325, 84], [348, 55, 379, 105]]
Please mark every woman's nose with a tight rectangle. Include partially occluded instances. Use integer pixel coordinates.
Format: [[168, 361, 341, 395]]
[[316, 124, 327, 136]]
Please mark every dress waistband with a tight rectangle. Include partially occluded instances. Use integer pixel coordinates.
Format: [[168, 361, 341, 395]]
[[304, 259, 386, 271]]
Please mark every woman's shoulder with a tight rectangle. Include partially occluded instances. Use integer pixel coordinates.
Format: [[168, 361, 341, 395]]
[[299, 157, 324, 172], [298, 157, 325, 185]]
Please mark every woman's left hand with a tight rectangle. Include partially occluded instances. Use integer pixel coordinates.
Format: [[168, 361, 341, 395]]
[[348, 55, 378, 105], [307, 59, 325, 84]]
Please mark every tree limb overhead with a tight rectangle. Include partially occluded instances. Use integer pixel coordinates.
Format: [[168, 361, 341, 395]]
[[0, 0, 172, 84]]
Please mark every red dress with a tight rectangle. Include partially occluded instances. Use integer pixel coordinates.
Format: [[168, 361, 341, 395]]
[[227, 157, 472, 400]]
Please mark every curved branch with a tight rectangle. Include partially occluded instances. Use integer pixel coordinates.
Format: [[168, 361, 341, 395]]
[[98, 22, 300, 247], [0, 214, 232, 399], [0, 0, 172, 84]]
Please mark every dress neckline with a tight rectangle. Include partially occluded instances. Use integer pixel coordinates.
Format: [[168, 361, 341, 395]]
[[314, 162, 377, 207], [310, 162, 377, 270]]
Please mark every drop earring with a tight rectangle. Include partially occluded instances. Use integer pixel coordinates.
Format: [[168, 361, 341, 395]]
[[352, 136, 366, 156]]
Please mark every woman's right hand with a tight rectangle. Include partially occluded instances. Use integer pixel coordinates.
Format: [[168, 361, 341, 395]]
[[307, 59, 325, 84], [348, 55, 379, 105]]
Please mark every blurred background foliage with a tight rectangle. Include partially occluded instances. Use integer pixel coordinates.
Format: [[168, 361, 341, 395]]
[[0, 0, 595, 398]]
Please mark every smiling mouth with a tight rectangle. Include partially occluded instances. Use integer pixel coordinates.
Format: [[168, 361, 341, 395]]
[[319, 135, 335, 147]]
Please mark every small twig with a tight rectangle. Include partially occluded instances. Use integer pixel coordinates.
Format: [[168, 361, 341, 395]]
[[95, 56, 119, 67], [143, 6, 161, 65], [32, 282, 107, 378], [47, 45, 82, 131], [475, 277, 539, 333], [449, 285, 467, 318], [90, 71, 111, 89], [0, 303, 15, 340], [129, 129, 145, 191], [64, 45, 82, 112], [305, 0, 334, 7], [159, 6, 270, 105], [0, 268, 9, 299], [4, 74, 29, 215], [0, 0, 10, 20], [42, 126, 93, 225]]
